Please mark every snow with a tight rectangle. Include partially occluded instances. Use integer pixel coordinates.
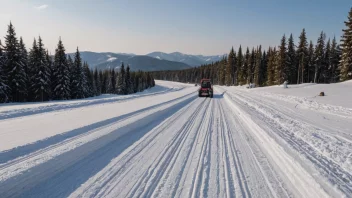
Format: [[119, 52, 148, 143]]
[[107, 57, 117, 62], [155, 56, 161, 60], [0, 80, 351, 197]]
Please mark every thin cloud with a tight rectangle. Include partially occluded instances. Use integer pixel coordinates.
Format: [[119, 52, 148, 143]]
[[34, 5, 48, 10]]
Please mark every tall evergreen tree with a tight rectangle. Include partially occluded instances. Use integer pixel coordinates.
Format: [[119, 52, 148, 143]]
[[243, 47, 250, 84], [4, 22, 27, 102], [108, 69, 116, 93], [237, 46, 244, 85], [322, 38, 331, 83], [93, 68, 101, 95], [19, 37, 29, 100], [71, 47, 85, 99], [307, 41, 315, 82], [261, 50, 268, 86], [339, 7, 352, 81], [330, 37, 341, 83], [287, 34, 297, 84], [225, 47, 235, 85], [125, 65, 133, 94], [276, 34, 288, 84], [248, 47, 255, 84], [0, 39, 9, 102], [314, 31, 326, 83], [83, 62, 93, 97], [254, 45, 262, 86], [53, 39, 70, 100], [297, 29, 308, 83], [267, 47, 275, 86], [117, 63, 126, 94], [30, 36, 51, 101]]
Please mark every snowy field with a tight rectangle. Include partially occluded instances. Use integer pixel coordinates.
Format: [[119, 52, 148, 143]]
[[0, 80, 351, 197]]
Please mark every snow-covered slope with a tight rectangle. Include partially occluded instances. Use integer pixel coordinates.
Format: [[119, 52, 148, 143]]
[[0, 80, 350, 197]]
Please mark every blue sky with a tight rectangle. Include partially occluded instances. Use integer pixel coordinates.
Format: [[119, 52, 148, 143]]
[[0, 0, 350, 55]]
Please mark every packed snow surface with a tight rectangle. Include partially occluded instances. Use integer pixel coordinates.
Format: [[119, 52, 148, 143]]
[[0, 80, 351, 198]]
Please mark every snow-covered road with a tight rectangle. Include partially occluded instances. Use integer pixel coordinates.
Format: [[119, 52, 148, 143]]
[[0, 80, 351, 198]]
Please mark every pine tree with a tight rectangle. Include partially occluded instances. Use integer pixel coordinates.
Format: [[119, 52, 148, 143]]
[[225, 47, 235, 85], [307, 41, 315, 82], [71, 47, 85, 99], [53, 38, 70, 100], [314, 31, 326, 83], [93, 68, 101, 95], [261, 50, 268, 86], [4, 22, 27, 102], [297, 29, 308, 83], [83, 62, 93, 97], [287, 34, 297, 84], [237, 46, 244, 85], [125, 65, 134, 94], [30, 37, 51, 101], [243, 47, 250, 84], [107, 69, 115, 93], [248, 47, 255, 84], [330, 37, 341, 83], [267, 47, 276, 86], [339, 7, 352, 81], [254, 45, 262, 86], [117, 63, 126, 94], [0, 39, 9, 102], [322, 38, 331, 83], [276, 35, 288, 84], [19, 37, 29, 100]]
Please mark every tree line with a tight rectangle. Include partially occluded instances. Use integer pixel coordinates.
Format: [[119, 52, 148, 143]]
[[152, 8, 352, 86], [0, 23, 155, 103]]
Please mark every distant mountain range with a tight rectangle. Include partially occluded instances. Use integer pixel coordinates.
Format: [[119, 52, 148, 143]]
[[146, 52, 225, 67], [68, 51, 225, 71]]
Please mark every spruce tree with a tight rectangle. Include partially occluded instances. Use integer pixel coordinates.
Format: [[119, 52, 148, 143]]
[[243, 47, 250, 84], [297, 29, 308, 83], [30, 37, 51, 101], [248, 47, 255, 84], [339, 7, 352, 81], [70, 47, 85, 99], [307, 41, 315, 82], [322, 38, 331, 83], [287, 34, 297, 84], [53, 38, 70, 100], [0, 39, 9, 102], [330, 37, 340, 83], [117, 63, 126, 94], [83, 62, 93, 97], [261, 50, 268, 86], [4, 22, 27, 102], [267, 47, 275, 85], [314, 31, 326, 83], [276, 34, 288, 84], [237, 46, 243, 85], [18, 37, 29, 100], [225, 47, 235, 85], [125, 65, 133, 94], [254, 45, 262, 86], [93, 68, 101, 95]]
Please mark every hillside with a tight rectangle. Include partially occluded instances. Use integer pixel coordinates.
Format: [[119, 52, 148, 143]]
[[68, 51, 192, 71]]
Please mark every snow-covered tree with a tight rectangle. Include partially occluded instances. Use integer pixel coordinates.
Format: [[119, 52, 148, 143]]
[[0, 39, 9, 102], [116, 63, 126, 94], [53, 38, 70, 100], [71, 48, 85, 99], [4, 22, 27, 102], [30, 37, 51, 101], [125, 65, 134, 94], [339, 7, 352, 81], [314, 31, 325, 83]]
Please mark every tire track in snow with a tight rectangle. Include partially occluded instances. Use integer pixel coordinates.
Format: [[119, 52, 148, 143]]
[[129, 98, 211, 198], [224, 89, 352, 196]]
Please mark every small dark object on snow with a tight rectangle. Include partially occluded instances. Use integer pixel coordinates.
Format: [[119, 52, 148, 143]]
[[319, 92, 325, 96]]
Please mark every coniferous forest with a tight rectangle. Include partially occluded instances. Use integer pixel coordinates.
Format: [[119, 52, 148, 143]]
[[0, 23, 155, 103], [152, 8, 352, 86]]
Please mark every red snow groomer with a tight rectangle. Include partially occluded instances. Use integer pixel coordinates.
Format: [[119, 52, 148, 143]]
[[198, 79, 213, 98]]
